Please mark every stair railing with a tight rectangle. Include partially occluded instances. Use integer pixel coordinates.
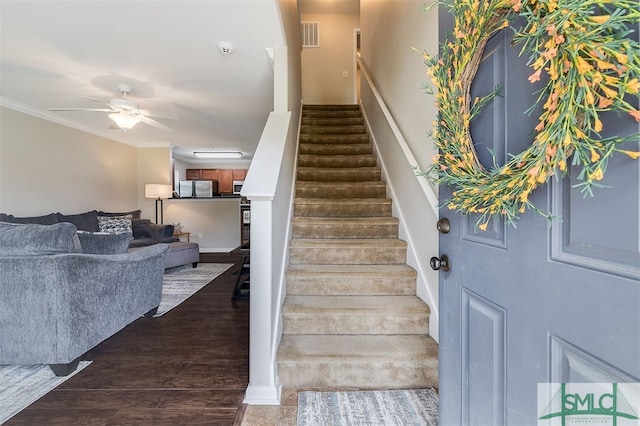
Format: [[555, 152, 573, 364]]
[[241, 46, 300, 405]]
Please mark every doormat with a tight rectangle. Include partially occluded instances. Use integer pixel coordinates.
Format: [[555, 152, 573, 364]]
[[0, 361, 92, 424], [297, 388, 439, 426]]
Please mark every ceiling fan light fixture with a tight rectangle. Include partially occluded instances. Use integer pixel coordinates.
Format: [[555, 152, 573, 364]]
[[194, 151, 243, 159], [109, 111, 142, 130]]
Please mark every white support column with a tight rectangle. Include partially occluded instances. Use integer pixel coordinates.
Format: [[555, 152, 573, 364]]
[[273, 46, 288, 113], [243, 197, 281, 404]]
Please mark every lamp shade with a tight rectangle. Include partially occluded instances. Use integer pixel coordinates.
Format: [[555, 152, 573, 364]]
[[145, 184, 173, 199]]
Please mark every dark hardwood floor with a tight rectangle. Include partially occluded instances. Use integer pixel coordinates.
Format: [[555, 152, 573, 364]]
[[7, 252, 250, 426]]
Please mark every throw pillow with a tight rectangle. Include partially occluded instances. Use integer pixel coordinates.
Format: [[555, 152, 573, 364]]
[[56, 210, 99, 232], [0, 222, 82, 255], [77, 231, 131, 254], [132, 219, 175, 239], [97, 215, 132, 235], [97, 209, 142, 220], [0, 212, 59, 225]]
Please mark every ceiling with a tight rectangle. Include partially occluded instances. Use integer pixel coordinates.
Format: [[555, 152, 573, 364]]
[[0, 0, 359, 163], [0, 1, 286, 163]]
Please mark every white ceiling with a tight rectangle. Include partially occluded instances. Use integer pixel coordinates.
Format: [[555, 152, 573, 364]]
[[0, 0, 287, 163], [0, 0, 359, 163]]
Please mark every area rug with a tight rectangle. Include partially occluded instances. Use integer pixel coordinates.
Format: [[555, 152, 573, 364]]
[[297, 388, 439, 426], [0, 361, 92, 424], [155, 263, 234, 317]]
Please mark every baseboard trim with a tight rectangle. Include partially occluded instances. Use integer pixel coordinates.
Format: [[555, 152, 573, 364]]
[[243, 384, 282, 405]]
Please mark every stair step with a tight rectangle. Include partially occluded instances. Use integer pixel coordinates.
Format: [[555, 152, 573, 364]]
[[299, 143, 373, 155], [302, 110, 363, 119], [298, 154, 377, 168], [294, 198, 392, 217], [301, 117, 364, 126], [277, 335, 438, 389], [286, 264, 417, 296], [297, 167, 381, 182], [303, 104, 360, 111], [300, 134, 370, 144], [295, 181, 387, 199], [292, 217, 399, 239], [301, 125, 367, 135], [289, 238, 407, 265], [282, 295, 429, 335]]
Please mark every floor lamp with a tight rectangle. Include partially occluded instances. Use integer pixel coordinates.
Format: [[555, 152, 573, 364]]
[[145, 184, 173, 224]]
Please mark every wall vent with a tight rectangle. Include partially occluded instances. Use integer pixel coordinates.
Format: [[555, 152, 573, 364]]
[[301, 21, 320, 48]]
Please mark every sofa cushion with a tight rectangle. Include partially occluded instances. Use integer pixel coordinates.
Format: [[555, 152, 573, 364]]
[[56, 210, 99, 232], [77, 231, 132, 254], [97, 210, 142, 220], [0, 212, 59, 225], [97, 215, 133, 234], [0, 222, 82, 255], [128, 236, 180, 248], [132, 219, 175, 239]]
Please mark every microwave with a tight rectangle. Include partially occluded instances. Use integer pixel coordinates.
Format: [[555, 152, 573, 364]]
[[233, 180, 244, 195]]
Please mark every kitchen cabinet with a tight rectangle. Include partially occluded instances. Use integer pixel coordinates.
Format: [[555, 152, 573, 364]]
[[201, 169, 219, 181], [233, 169, 246, 180], [184, 168, 247, 194], [218, 170, 234, 194], [186, 169, 201, 180]]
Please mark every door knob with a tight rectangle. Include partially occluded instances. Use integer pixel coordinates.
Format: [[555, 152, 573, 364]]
[[436, 218, 450, 234], [430, 255, 450, 272]]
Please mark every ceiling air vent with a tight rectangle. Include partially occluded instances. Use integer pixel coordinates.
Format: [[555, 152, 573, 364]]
[[301, 21, 320, 48]]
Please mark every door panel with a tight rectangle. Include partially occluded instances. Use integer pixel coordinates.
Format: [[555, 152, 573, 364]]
[[437, 7, 640, 426], [461, 289, 506, 426]]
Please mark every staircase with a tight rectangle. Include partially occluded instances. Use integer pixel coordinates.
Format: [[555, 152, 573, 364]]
[[277, 104, 438, 390]]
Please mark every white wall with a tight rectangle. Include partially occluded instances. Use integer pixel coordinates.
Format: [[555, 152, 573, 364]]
[[301, 13, 359, 104], [359, 0, 440, 340], [164, 198, 240, 252], [0, 107, 138, 215], [360, 0, 438, 180]]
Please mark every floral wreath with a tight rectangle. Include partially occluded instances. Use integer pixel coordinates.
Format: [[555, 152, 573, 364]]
[[421, 0, 640, 230]]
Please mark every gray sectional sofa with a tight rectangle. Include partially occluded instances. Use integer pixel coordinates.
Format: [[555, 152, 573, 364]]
[[0, 209, 199, 269], [0, 221, 169, 375]]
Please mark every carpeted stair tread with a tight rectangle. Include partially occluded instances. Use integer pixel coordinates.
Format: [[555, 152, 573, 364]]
[[278, 335, 437, 362], [303, 104, 360, 111], [292, 217, 399, 239], [289, 238, 407, 265], [277, 335, 438, 389], [297, 167, 381, 182], [282, 296, 429, 335], [295, 181, 387, 199], [286, 264, 417, 296], [302, 117, 364, 126], [299, 143, 373, 155], [300, 134, 370, 144], [282, 295, 429, 335], [298, 154, 377, 168], [301, 125, 367, 135], [294, 198, 392, 217], [302, 110, 363, 119]]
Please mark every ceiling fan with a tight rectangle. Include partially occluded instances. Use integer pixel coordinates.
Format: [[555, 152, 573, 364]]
[[50, 84, 177, 131]]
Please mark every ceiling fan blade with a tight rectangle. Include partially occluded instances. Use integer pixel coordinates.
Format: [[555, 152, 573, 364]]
[[49, 107, 114, 112], [139, 109, 178, 120], [141, 116, 173, 131], [81, 96, 116, 109]]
